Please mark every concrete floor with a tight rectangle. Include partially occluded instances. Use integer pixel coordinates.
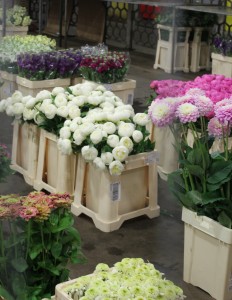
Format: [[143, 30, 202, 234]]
[[0, 50, 213, 299]]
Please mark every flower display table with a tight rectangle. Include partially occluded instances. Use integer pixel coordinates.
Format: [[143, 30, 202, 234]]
[[0, 71, 17, 99], [33, 129, 77, 196], [11, 120, 40, 186], [211, 53, 232, 77], [83, 78, 136, 105], [72, 151, 160, 232], [182, 207, 232, 300], [16, 76, 71, 97]]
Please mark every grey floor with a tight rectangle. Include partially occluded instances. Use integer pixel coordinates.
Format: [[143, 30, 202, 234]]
[[0, 50, 213, 300]]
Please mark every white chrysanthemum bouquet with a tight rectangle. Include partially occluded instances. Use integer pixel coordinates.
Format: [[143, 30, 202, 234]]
[[0, 81, 154, 176], [2, 5, 32, 27], [58, 258, 185, 300]]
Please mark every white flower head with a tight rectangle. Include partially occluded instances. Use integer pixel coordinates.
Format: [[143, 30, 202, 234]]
[[73, 129, 84, 145], [103, 122, 117, 134], [11, 90, 23, 103], [90, 129, 103, 144], [81, 145, 98, 161], [109, 160, 124, 176], [96, 85, 107, 92], [93, 157, 106, 170], [6, 105, 14, 116], [0, 100, 7, 112], [133, 113, 149, 126], [64, 120, 72, 127], [72, 95, 87, 106], [25, 97, 37, 109], [57, 138, 72, 155], [34, 112, 46, 125], [103, 91, 115, 97], [87, 95, 104, 106], [57, 106, 69, 118], [132, 130, 143, 143], [54, 93, 68, 107], [43, 104, 57, 119], [69, 121, 79, 132], [112, 145, 129, 162], [101, 152, 114, 165], [119, 137, 133, 152], [107, 134, 120, 148], [79, 122, 95, 136], [59, 126, 71, 139], [13, 102, 24, 116], [52, 86, 65, 96], [118, 122, 135, 137], [35, 90, 51, 101], [39, 99, 52, 112], [23, 107, 35, 121], [68, 106, 81, 119]]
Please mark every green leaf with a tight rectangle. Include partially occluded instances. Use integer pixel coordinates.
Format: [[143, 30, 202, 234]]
[[11, 257, 28, 272], [29, 243, 43, 260], [207, 160, 232, 184], [65, 227, 82, 243], [51, 242, 62, 258], [186, 164, 204, 179], [12, 273, 26, 296], [185, 190, 203, 205], [218, 211, 232, 229], [51, 214, 73, 233], [0, 286, 14, 300]]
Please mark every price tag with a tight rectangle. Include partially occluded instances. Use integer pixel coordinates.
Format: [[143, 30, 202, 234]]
[[145, 151, 159, 164], [127, 94, 133, 105], [110, 182, 121, 201]]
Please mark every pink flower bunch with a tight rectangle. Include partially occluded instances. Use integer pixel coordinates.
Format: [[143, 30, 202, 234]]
[[150, 79, 186, 99], [208, 117, 231, 138], [0, 191, 72, 221]]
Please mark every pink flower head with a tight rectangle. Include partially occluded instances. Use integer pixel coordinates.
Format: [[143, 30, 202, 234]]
[[185, 88, 205, 97], [193, 96, 214, 116], [208, 117, 231, 138], [214, 98, 232, 111], [176, 103, 199, 123], [215, 104, 232, 125], [19, 206, 39, 221], [148, 100, 175, 127]]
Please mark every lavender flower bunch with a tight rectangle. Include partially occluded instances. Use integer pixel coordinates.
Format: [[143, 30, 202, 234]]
[[80, 51, 130, 84], [17, 49, 82, 81], [212, 35, 232, 57]]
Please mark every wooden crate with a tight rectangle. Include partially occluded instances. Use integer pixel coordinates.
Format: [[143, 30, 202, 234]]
[[211, 53, 232, 77], [33, 129, 77, 196], [11, 120, 40, 186], [0, 71, 18, 99], [0, 25, 28, 37], [70, 77, 83, 86], [83, 79, 136, 105], [72, 151, 160, 232], [16, 76, 71, 97]]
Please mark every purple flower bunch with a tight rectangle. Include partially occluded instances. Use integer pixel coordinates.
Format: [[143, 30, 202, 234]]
[[17, 49, 82, 80], [80, 51, 130, 83], [212, 35, 232, 57]]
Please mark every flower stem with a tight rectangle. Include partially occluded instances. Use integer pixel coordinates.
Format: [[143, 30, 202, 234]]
[[25, 220, 31, 260], [0, 221, 8, 279]]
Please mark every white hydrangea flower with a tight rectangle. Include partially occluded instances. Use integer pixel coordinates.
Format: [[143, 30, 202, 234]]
[[96, 85, 107, 92], [52, 86, 65, 95], [39, 99, 52, 112], [90, 129, 103, 144], [132, 130, 143, 143], [0, 99, 7, 112], [101, 152, 114, 165], [54, 93, 68, 107], [25, 97, 37, 109], [103, 91, 115, 97], [59, 126, 71, 139], [103, 122, 116, 134], [87, 95, 104, 106], [93, 157, 106, 170], [104, 96, 116, 105], [23, 107, 35, 121], [73, 116, 83, 124], [64, 120, 72, 127], [35, 90, 51, 101], [112, 145, 129, 162], [118, 122, 135, 137], [12, 102, 24, 116], [81, 145, 98, 161], [107, 134, 120, 148], [133, 113, 150, 126], [69, 121, 79, 132], [56, 106, 69, 118], [43, 104, 57, 119], [72, 95, 87, 106], [109, 160, 124, 176], [57, 138, 72, 155]]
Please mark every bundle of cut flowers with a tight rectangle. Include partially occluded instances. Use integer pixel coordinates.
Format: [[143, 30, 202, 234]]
[[148, 86, 232, 228], [0, 5, 32, 27], [150, 74, 232, 105], [211, 34, 232, 57], [0, 81, 154, 175], [0, 143, 13, 183], [0, 35, 56, 74], [59, 258, 185, 300], [17, 49, 82, 80], [0, 191, 86, 300], [79, 51, 130, 83]]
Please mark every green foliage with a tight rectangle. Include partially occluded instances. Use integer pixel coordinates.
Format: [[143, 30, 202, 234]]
[[0, 144, 13, 183]]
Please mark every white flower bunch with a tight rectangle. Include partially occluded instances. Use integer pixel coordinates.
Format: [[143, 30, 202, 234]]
[[4, 5, 32, 27], [65, 258, 185, 300]]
